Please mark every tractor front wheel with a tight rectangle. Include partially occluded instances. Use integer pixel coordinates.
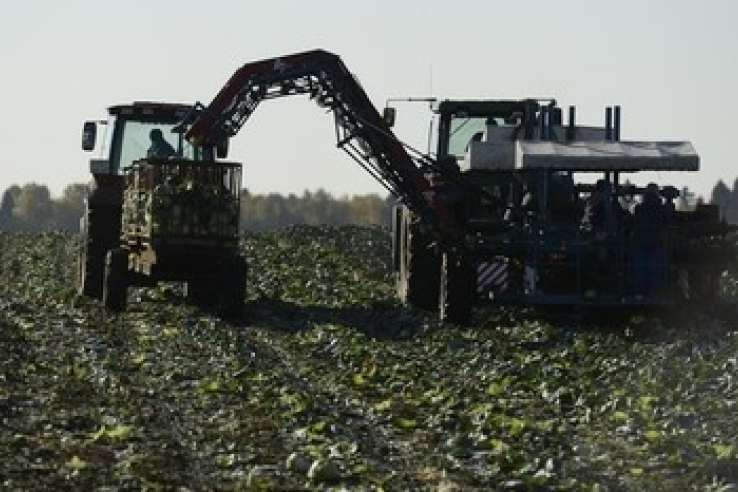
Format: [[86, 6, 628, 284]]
[[187, 279, 218, 308], [79, 205, 121, 300], [395, 206, 441, 312], [103, 248, 128, 312], [439, 250, 474, 325], [218, 255, 247, 322]]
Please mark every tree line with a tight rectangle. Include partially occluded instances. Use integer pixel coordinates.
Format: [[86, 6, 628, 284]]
[[0, 183, 394, 232], [710, 179, 738, 224], [240, 189, 393, 230], [0, 184, 88, 232], [3, 180, 737, 233]]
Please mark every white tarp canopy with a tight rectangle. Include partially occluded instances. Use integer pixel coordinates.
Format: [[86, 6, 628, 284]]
[[463, 140, 699, 172]]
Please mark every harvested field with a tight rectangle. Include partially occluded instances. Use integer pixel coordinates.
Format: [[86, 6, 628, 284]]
[[1, 227, 737, 490]]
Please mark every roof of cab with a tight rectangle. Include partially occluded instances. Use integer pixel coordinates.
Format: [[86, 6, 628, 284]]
[[107, 101, 191, 116]]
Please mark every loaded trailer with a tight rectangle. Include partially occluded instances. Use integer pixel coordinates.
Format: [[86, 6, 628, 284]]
[[80, 103, 246, 318]]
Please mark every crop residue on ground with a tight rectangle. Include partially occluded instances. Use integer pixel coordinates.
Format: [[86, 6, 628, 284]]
[[1, 227, 737, 490]]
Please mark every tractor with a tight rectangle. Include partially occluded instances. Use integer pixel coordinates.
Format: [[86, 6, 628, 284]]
[[79, 102, 246, 318]]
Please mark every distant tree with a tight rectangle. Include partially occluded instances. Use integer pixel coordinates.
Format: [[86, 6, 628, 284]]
[[711, 179, 731, 208], [0, 185, 21, 230], [348, 194, 385, 225], [243, 192, 295, 230], [13, 183, 54, 231], [240, 188, 391, 230], [711, 180, 733, 221], [54, 183, 87, 231], [264, 194, 287, 227], [303, 189, 343, 225], [2, 182, 391, 232], [728, 178, 738, 224], [676, 186, 696, 211]]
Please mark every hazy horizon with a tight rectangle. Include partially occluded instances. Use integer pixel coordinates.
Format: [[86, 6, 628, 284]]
[[2, 0, 736, 200]]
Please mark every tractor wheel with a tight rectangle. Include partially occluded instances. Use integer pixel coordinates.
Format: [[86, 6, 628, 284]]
[[684, 267, 720, 305], [79, 205, 121, 300], [395, 205, 441, 312], [439, 250, 474, 325], [218, 255, 247, 322], [186, 279, 218, 308], [103, 248, 128, 312]]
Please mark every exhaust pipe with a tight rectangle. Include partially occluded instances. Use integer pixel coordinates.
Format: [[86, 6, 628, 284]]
[[614, 105, 621, 142], [567, 106, 576, 140]]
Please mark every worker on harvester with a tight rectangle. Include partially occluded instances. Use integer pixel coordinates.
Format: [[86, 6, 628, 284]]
[[548, 172, 580, 225], [631, 183, 668, 297], [581, 179, 610, 237], [580, 179, 631, 295]]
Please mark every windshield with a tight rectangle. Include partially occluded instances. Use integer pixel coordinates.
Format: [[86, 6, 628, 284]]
[[447, 116, 489, 161], [116, 120, 195, 172]]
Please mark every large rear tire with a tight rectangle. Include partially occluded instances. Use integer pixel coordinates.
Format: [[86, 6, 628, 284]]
[[186, 279, 218, 308], [103, 248, 128, 312], [439, 250, 474, 325], [683, 267, 720, 305], [79, 204, 121, 300], [395, 206, 441, 312], [219, 255, 247, 322]]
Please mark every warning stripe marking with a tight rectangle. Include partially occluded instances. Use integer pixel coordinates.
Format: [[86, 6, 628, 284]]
[[477, 261, 508, 293]]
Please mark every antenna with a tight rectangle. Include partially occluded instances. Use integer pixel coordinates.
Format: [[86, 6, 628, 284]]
[[384, 97, 438, 106], [429, 64, 434, 100]]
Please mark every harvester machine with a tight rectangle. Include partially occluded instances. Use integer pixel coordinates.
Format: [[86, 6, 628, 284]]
[[79, 49, 736, 324], [388, 98, 737, 321]]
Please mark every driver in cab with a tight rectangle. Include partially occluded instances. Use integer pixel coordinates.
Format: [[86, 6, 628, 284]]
[[147, 128, 176, 159]]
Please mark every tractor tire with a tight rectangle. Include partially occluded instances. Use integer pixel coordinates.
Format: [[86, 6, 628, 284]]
[[218, 255, 247, 322], [79, 205, 121, 300], [439, 250, 474, 325], [103, 248, 128, 312], [186, 279, 218, 308], [395, 205, 441, 312], [684, 267, 720, 305]]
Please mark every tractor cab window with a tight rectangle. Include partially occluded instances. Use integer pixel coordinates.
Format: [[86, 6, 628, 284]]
[[447, 116, 506, 162], [116, 120, 195, 173], [100, 117, 116, 159], [447, 116, 488, 161]]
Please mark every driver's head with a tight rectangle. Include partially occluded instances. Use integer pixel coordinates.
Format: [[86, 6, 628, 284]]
[[150, 128, 163, 141]]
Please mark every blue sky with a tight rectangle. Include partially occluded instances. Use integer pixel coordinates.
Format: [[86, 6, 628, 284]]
[[1, 0, 736, 199]]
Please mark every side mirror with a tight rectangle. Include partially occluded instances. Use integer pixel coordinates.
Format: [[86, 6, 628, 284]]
[[383, 107, 396, 127], [216, 137, 229, 159], [82, 121, 97, 151]]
